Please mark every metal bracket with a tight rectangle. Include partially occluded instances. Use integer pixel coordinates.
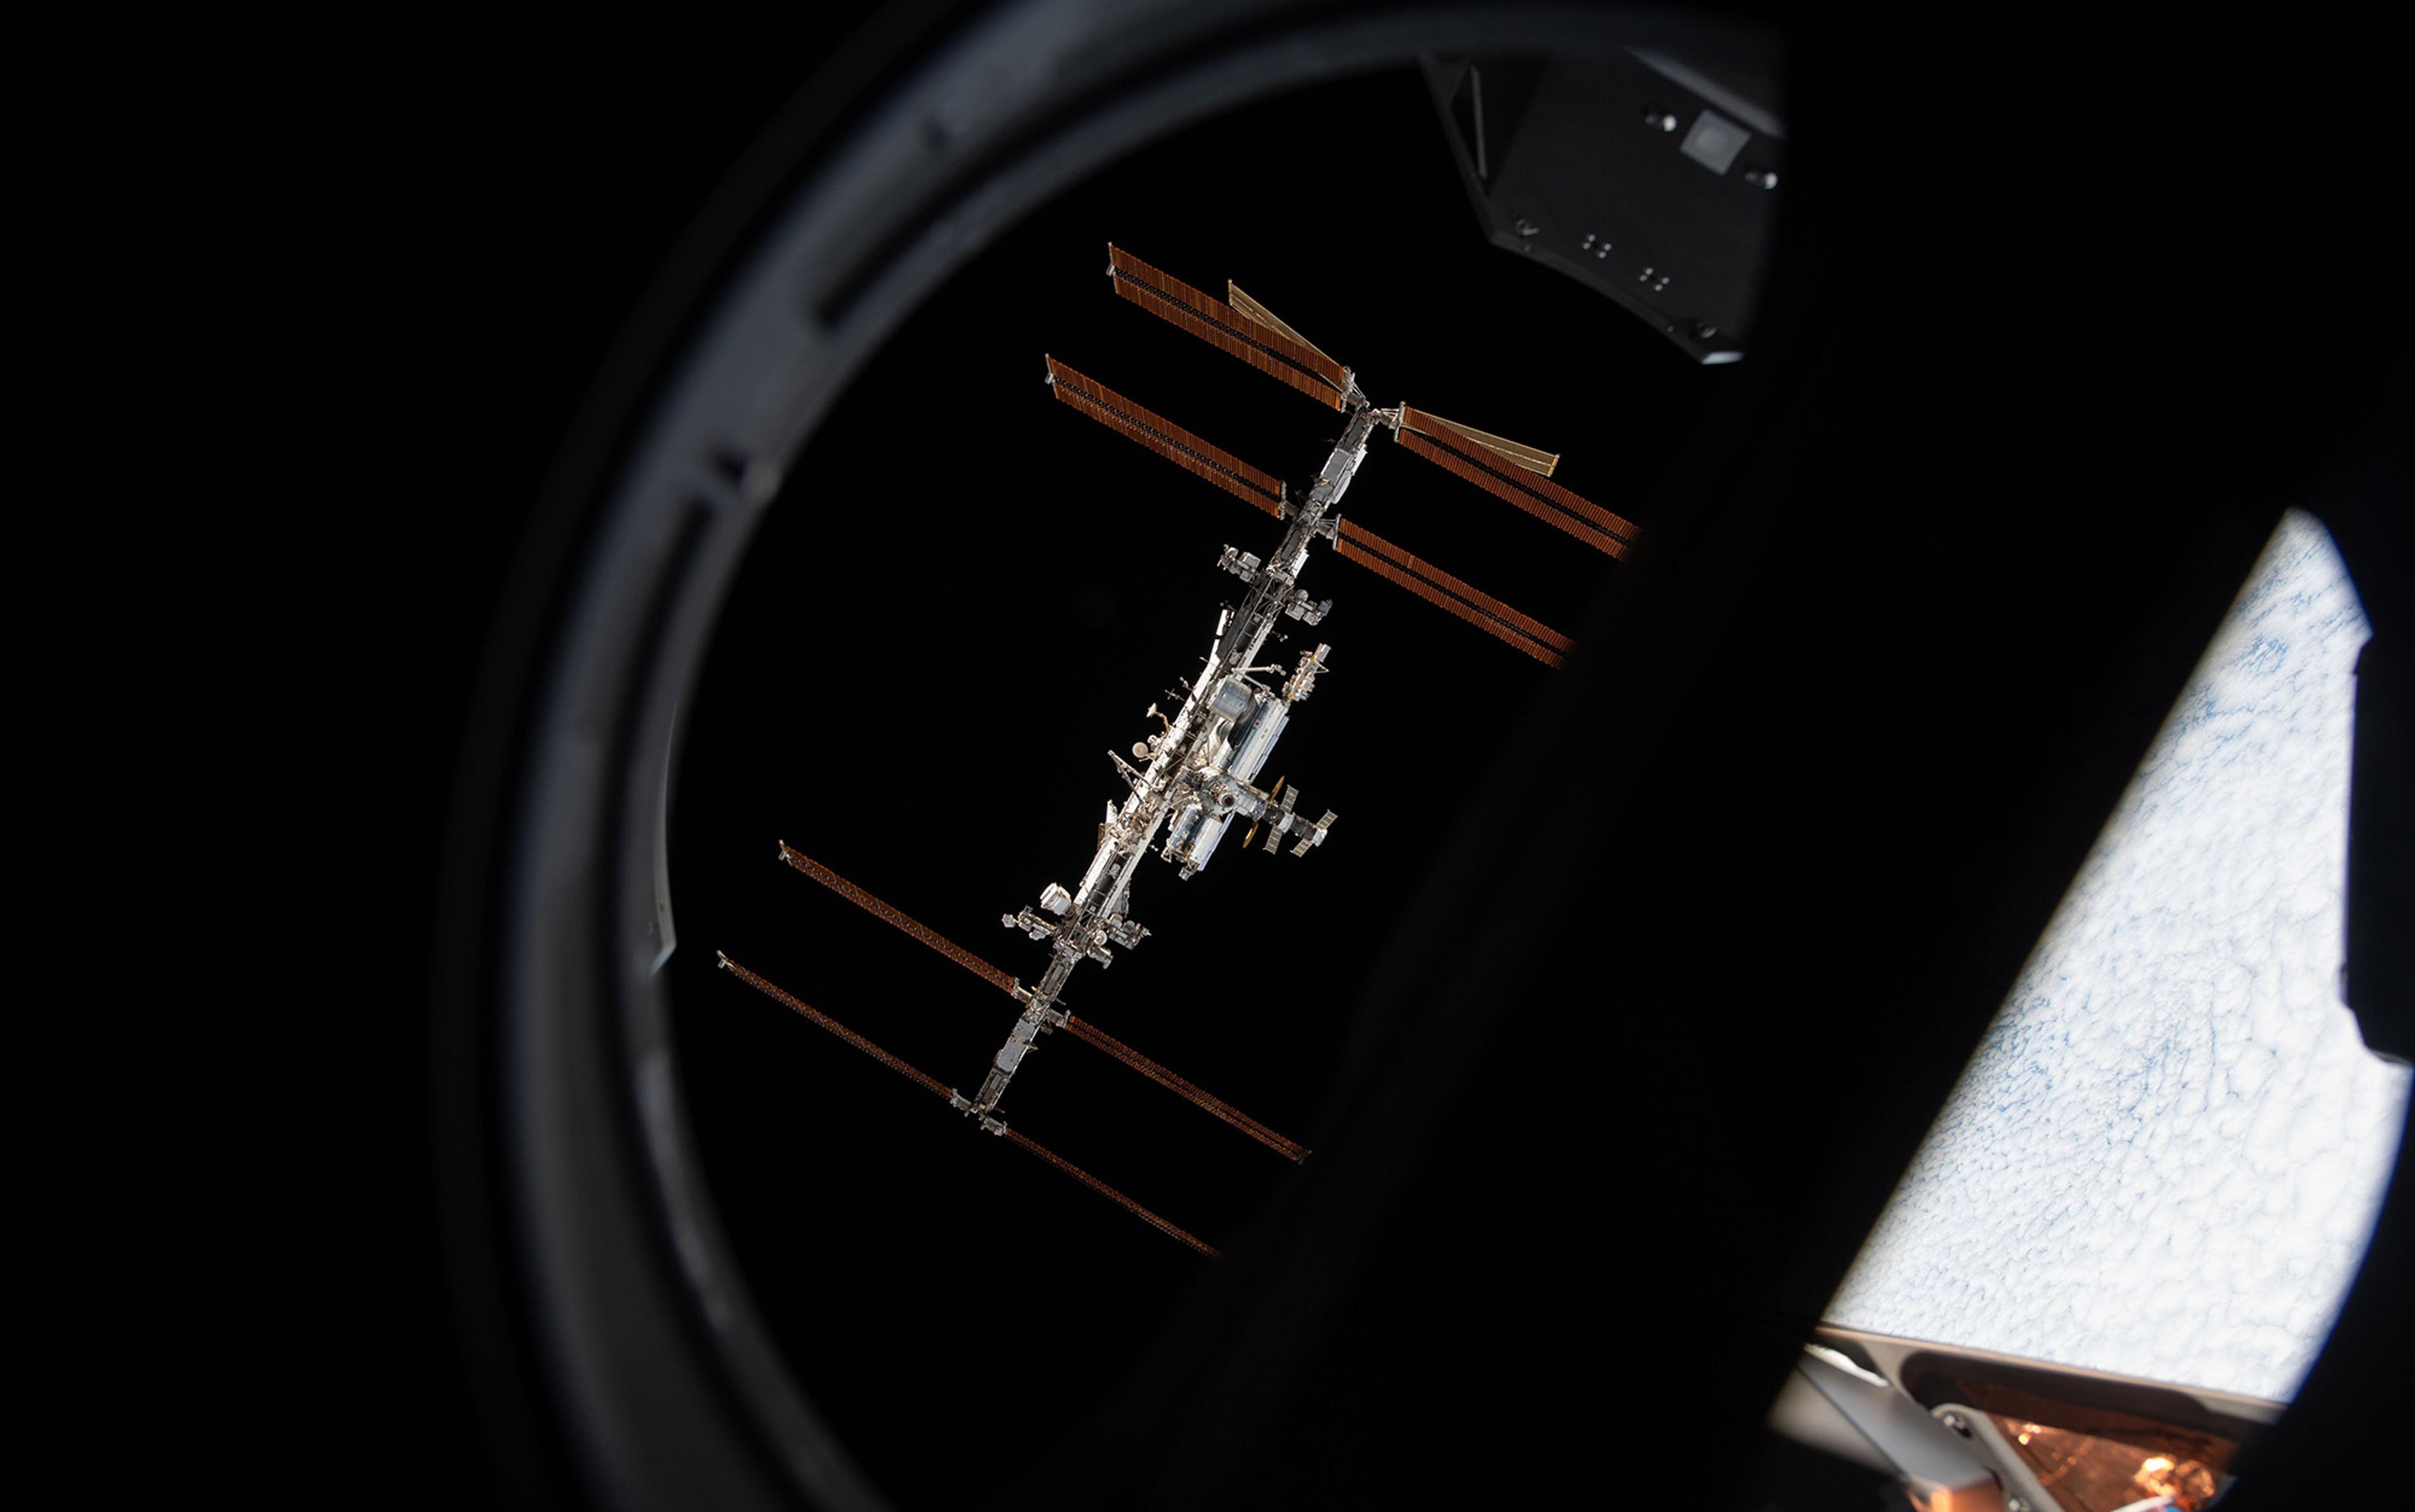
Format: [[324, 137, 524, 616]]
[[947, 1093, 1009, 1134]]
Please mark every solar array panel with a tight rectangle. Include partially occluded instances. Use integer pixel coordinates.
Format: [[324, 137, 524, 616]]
[[1047, 357, 1286, 516], [1108, 244, 1348, 409], [717, 952, 1215, 1254], [1333, 520, 1571, 667], [779, 840, 1307, 1161], [1062, 1014, 1308, 1162], [780, 842, 1019, 994], [717, 951, 957, 1100], [1227, 282, 1343, 372], [1395, 405, 1560, 477], [1396, 412, 1638, 560], [996, 1126, 1218, 1256]]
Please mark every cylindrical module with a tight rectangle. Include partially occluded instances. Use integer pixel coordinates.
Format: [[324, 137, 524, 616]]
[[1225, 694, 1291, 786]]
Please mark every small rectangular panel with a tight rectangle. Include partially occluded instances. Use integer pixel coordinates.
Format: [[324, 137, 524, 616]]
[[1333, 520, 1570, 667], [1106, 245, 1348, 405], [1046, 357, 1287, 515], [1680, 108, 1752, 174], [1394, 425, 1638, 560]]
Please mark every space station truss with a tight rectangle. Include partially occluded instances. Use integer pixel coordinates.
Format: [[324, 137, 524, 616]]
[[721, 242, 1654, 1254]]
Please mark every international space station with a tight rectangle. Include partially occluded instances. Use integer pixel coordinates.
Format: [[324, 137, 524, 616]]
[[718, 244, 1638, 1252]]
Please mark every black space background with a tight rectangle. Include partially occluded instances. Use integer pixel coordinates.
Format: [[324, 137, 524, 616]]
[[356, 22, 904, 1506], [321, 9, 2414, 1511]]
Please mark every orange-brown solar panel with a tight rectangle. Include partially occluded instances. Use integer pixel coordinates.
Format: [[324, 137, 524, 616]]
[[779, 842, 1021, 994], [718, 951, 1218, 1256], [1395, 418, 1639, 560], [779, 840, 1307, 1160], [1047, 357, 1287, 516], [1063, 1014, 1308, 1162], [1110, 279, 1345, 409], [997, 1126, 1218, 1255], [1333, 520, 1570, 668], [1109, 245, 1348, 388], [1107, 244, 1348, 408], [718, 952, 960, 1103]]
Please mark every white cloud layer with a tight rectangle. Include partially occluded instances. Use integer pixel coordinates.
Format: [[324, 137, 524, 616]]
[[1824, 511, 2408, 1401]]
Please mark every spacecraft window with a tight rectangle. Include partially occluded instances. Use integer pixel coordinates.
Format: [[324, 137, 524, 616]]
[[1821, 510, 2407, 1402]]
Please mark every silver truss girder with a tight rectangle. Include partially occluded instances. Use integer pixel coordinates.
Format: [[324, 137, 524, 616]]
[[976, 402, 1375, 1115]]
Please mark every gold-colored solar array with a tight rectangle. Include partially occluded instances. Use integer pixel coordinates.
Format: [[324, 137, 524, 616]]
[[1395, 404, 1560, 477]]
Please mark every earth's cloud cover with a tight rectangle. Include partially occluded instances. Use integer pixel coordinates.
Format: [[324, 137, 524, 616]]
[[1824, 511, 2407, 1401]]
